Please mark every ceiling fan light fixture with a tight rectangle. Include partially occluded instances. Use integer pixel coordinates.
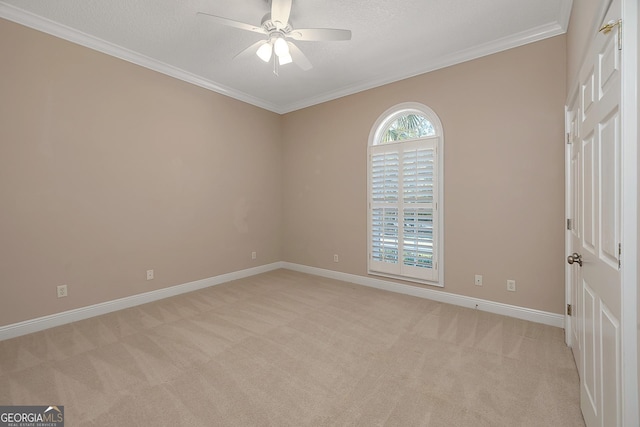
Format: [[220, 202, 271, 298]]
[[273, 37, 290, 57], [278, 53, 293, 65], [256, 42, 273, 62], [199, 0, 352, 72]]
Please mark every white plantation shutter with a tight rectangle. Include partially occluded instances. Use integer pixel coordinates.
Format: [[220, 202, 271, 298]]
[[370, 152, 399, 270], [371, 207, 399, 267], [368, 106, 441, 285], [402, 143, 435, 279]]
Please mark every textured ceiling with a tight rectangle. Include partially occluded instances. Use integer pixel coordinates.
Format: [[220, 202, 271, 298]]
[[0, 0, 572, 113]]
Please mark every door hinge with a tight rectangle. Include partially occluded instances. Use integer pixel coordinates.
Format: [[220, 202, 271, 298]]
[[599, 19, 622, 50], [566, 132, 570, 144], [618, 243, 622, 268], [567, 218, 572, 230], [567, 304, 572, 316]]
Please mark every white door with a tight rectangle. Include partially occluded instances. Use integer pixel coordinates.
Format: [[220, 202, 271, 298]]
[[568, 0, 623, 425], [567, 95, 582, 378]]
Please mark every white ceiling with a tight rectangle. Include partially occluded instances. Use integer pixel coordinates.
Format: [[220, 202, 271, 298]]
[[0, 0, 572, 114]]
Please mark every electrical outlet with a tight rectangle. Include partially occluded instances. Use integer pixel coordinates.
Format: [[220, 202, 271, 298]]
[[507, 279, 516, 292], [474, 274, 483, 286], [251, 251, 257, 260], [57, 285, 68, 298], [333, 254, 339, 262], [147, 270, 154, 280]]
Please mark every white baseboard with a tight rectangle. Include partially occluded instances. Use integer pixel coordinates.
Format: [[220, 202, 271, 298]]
[[0, 261, 563, 341], [281, 262, 564, 328], [0, 262, 284, 341]]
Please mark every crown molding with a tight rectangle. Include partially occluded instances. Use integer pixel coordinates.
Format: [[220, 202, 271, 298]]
[[558, 0, 574, 31], [0, 2, 282, 113], [1, 1, 571, 115], [279, 20, 569, 113]]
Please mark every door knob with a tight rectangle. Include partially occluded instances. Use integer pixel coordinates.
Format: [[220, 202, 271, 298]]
[[567, 252, 583, 267]]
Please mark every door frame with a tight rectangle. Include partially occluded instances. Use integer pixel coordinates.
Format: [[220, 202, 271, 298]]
[[618, 0, 638, 424], [564, 0, 638, 424], [563, 95, 577, 350]]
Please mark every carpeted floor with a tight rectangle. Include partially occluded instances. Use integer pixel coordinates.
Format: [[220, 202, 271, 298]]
[[0, 269, 585, 426]]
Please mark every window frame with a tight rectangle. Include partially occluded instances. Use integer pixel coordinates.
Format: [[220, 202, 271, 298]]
[[367, 102, 444, 287]]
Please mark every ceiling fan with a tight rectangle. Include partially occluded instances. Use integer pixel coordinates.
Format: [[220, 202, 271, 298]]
[[198, 0, 351, 74]]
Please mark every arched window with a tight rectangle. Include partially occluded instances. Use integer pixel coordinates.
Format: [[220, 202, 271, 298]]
[[368, 103, 443, 285]]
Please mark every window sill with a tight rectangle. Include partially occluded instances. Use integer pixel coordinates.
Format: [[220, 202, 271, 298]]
[[367, 270, 443, 288]]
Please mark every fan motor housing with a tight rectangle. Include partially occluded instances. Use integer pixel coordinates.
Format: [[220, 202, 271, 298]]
[[261, 13, 292, 33]]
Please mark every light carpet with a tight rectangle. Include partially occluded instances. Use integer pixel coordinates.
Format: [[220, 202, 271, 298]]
[[0, 269, 585, 426]]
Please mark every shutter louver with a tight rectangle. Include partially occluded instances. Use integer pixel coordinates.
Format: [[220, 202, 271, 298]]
[[403, 208, 433, 268], [371, 208, 399, 263], [402, 146, 435, 271], [371, 152, 400, 266], [403, 148, 434, 204], [371, 153, 399, 203]]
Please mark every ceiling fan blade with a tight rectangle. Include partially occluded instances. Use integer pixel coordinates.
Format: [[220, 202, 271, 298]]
[[197, 12, 265, 34], [233, 40, 267, 60], [288, 43, 313, 71], [288, 28, 352, 41], [270, 0, 292, 28]]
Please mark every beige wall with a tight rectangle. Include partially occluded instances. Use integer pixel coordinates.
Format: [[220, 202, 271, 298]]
[[1, 17, 568, 326], [282, 35, 567, 314], [0, 19, 283, 325]]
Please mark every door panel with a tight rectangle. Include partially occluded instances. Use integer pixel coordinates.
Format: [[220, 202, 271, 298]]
[[582, 69, 595, 116], [601, 303, 620, 426], [582, 133, 596, 253], [583, 281, 598, 413], [598, 32, 620, 97], [598, 110, 620, 268]]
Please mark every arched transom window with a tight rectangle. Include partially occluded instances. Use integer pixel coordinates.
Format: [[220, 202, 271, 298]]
[[368, 103, 444, 285]]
